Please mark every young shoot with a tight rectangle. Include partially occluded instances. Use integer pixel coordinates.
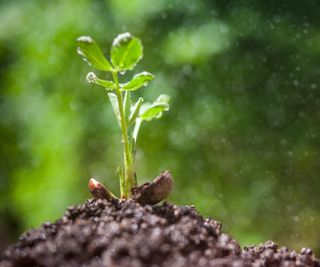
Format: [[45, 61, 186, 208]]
[[77, 33, 170, 199]]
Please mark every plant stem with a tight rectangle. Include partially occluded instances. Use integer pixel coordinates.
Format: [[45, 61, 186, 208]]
[[112, 71, 134, 198]]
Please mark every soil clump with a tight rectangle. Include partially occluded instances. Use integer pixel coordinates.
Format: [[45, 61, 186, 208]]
[[1, 199, 319, 267]]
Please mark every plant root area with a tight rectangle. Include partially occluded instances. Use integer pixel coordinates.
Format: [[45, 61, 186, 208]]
[[1, 199, 319, 267]]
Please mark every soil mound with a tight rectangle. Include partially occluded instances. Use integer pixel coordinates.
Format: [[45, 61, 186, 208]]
[[1, 199, 319, 267]]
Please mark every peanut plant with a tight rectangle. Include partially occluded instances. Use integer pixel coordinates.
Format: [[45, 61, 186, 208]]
[[77, 32, 170, 199]]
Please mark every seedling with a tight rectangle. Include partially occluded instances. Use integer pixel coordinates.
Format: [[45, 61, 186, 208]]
[[77, 32, 172, 203]]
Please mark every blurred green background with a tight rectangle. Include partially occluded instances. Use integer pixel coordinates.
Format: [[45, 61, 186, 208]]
[[1, 0, 320, 255]]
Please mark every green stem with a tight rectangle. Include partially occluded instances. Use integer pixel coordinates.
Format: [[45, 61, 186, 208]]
[[112, 71, 134, 198]]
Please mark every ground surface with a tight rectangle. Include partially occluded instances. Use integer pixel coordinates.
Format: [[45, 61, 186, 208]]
[[1, 199, 319, 267]]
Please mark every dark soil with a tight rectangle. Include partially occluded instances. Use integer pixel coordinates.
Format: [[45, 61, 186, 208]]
[[1, 199, 319, 267]]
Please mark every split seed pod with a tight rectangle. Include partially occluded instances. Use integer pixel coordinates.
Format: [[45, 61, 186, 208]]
[[88, 178, 116, 200], [131, 170, 173, 205]]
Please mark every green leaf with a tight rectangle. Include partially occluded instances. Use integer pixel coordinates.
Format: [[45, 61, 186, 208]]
[[86, 72, 115, 90], [123, 91, 132, 118], [140, 94, 170, 121], [108, 93, 121, 127], [77, 36, 113, 71], [132, 118, 142, 143], [121, 72, 155, 91], [128, 97, 143, 126], [111, 32, 143, 71]]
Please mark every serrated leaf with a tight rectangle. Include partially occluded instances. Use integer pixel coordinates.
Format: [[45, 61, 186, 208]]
[[108, 93, 121, 127], [121, 72, 154, 91], [140, 103, 169, 121], [111, 32, 143, 71], [140, 94, 170, 121], [123, 91, 132, 118], [77, 36, 113, 71], [86, 72, 115, 90], [128, 97, 143, 126]]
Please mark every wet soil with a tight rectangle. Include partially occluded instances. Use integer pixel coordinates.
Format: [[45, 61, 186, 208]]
[[1, 199, 319, 267]]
